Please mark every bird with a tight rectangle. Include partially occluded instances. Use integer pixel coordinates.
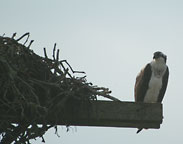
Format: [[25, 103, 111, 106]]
[[134, 51, 169, 134]]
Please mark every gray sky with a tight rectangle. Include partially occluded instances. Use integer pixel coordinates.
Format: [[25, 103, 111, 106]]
[[1, 0, 183, 143]]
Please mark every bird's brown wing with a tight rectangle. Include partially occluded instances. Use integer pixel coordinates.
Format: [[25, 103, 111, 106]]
[[134, 64, 152, 102], [157, 67, 169, 102], [135, 64, 152, 134]]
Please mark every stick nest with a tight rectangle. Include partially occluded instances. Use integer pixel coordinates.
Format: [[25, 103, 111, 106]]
[[0, 33, 117, 144]]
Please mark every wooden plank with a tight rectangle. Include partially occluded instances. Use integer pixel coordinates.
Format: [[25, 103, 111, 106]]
[[0, 101, 163, 129], [48, 101, 163, 129]]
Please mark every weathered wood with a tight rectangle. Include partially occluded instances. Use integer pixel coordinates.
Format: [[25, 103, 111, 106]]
[[0, 101, 163, 129], [60, 101, 162, 129]]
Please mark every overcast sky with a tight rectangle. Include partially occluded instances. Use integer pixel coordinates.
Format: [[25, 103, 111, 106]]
[[1, 0, 183, 143]]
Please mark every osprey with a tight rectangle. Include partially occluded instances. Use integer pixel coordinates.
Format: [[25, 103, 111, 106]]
[[134, 51, 169, 133]]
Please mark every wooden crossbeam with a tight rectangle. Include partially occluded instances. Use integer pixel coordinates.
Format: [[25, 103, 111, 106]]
[[0, 101, 163, 129], [60, 101, 163, 129]]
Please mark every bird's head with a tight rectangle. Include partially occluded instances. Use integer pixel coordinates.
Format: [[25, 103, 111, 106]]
[[153, 51, 167, 63]]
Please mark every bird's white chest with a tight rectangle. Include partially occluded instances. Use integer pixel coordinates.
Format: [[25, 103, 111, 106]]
[[144, 75, 162, 103], [144, 60, 166, 103]]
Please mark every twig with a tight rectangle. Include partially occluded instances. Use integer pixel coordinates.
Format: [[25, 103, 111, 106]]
[[56, 49, 59, 61], [60, 60, 85, 74], [11, 33, 16, 39], [59, 62, 72, 78], [99, 94, 121, 101], [52, 43, 56, 60], [16, 33, 30, 42], [53, 49, 60, 75], [23, 33, 30, 45], [43, 48, 48, 59], [27, 40, 34, 49]]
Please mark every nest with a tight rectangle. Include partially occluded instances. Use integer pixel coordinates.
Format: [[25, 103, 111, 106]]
[[0, 33, 119, 144]]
